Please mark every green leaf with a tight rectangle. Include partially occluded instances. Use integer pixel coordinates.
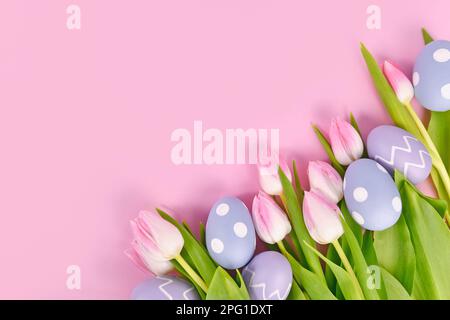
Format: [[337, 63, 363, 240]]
[[373, 214, 416, 294], [312, 125, 345, 176], [350, 113, 368, 157], [361, 232, 388, 300], [279, 167, 326, 284], [341, 217, 380, 300], [360, 43, 422, 140], [292, 160, 304, 203], [430, 168, 450, 217], [421, 27, 434, 45], [380, 267, 412, 300], [284, 251, 337, 300], [340, 202, 363, 246], [304, 242, 365, 300], [172, 259, 206, 299], [235, 270, 251, 300], [199, 222, 206, 246], [324, 244, 338, 293], [428, 111, 450, 172], [395, 173, 450, 299], [157, 209, 217, 285], [288, 280, 307, 300], [206, 267, 249, 300]]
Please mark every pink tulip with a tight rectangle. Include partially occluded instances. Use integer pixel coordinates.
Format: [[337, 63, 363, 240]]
[[383, 61, 414, 104], [308, 160, 343, 204], [252, 191, 292, 244], [302, 191, 344, 245], [129, 210, 184, 262], [125, 242, 173, 275], [257, 155, 292, 195], [329, 118, 364, 166]]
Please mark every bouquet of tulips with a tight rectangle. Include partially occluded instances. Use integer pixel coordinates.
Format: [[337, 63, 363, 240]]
[[126, 28, 450, 300]]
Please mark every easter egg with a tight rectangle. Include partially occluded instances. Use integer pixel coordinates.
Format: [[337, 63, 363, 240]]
[[205, 196, 256, 269], [131, 276, 199, 300], [242, 251, 292, 300], [344, 159, 402, 231], [367, 125, 432, 184], [413, 40, 450, 111]]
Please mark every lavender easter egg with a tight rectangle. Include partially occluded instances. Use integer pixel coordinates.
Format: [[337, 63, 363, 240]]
[[413, 40, 450, 111], [206, 197, 256, 269], [131, 276, 199, 300], [242, 251, 292, 300], [344, 159, 402, 231], [367, 125, 432, 184]]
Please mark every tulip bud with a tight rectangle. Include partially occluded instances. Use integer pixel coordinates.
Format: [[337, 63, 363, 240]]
[[329, 118, 364, 166], [308, 160, 343, 204], [258, 155, 292, 195], [130, 210, 184, 262], [125, 242, 174, 275], [252, 191, 292, 244], [383, 61, 414, 105], [302, 191, 344, 244]]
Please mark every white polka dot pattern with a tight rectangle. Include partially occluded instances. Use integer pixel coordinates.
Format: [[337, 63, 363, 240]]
[[216, 203, 230, 216], [211, 238, 224, 254], [353, 187, 368, 203], [233, 222, 248, 238]]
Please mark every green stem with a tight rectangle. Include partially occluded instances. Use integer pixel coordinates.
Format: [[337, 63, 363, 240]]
[[277, 240, 289, 256], [174, 255, 208, 293], [405, 103, 450, 224], [332, 240, 365, 300]]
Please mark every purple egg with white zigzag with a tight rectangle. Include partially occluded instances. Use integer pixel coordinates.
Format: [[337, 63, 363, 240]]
[[131, 276, 199, 300], [242, 251, 292, 300], [367, 125, 432, 184]]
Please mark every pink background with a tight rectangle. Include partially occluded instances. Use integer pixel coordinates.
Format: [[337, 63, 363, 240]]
[[0, 0, 448, 299]]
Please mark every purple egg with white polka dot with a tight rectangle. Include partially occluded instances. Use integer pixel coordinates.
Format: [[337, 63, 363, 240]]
[[205, 196, 256, 269], [344, 159, 402, 231], [367, 125, 432, 184], [413, 40, 450, 112]]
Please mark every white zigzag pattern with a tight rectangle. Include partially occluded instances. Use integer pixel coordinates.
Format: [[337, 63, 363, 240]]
[[157, 276, 196, 300], [374, 135, 430, 179], [243, 268, 292, 300], [157, 276, 174, 300], [182, 287, 196, 300]]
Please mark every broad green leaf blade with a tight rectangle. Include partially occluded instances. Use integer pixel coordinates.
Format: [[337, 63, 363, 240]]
[[235, 270, 251, 300], [279, 168, 326, 284], [350, 113, 367, 157], [421, 27, 434, 44], [172, 259, 206, 299], [361, 232, 388, 300], [373, 214, 416, 294], [360, 43, 422, 140], [311, 125, 345, 176], [380, 267, 412, 300], [304, 242, 364, 300], [287, 280, 307, 300], [284, 251, 336, 300], [430, 168, 450, 217], [292, 160, 304, 203], [395, 175, 450, 299], [324, 244, 339, 293], [206, 267, 248, 300], [199, 222, 206, 246], [340, 202, 363, 246], [158, 209, 217, 285], [341, 217, 380, 300], [428, 111, 450, 172]]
